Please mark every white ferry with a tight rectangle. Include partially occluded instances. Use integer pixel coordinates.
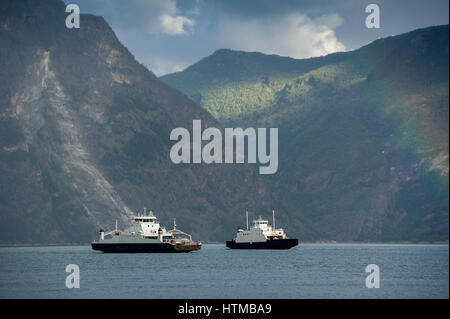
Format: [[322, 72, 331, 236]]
[[91, 209, 201, 253], [226, 211, 298, 249]]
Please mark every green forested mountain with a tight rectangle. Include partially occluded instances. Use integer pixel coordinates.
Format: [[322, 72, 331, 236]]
[[162, 25, 449, 242], [0, 0, 273, 244]]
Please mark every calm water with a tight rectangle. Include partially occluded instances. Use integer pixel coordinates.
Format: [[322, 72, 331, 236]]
[[0, 244, 448, 299]]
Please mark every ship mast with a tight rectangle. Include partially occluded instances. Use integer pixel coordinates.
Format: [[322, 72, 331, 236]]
[[246, 211, 249, 230], [272, 210, 275, 233]]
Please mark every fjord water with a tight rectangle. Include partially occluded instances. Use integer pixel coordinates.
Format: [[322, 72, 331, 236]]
[[0, 244, 448, 299]]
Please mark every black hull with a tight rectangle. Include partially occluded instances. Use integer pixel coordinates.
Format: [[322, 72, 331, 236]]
[[91, 242, 200, 253], [226, 238, 298, 249]]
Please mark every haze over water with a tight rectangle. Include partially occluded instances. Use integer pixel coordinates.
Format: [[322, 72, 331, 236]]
[[0, 244, 448, 298]]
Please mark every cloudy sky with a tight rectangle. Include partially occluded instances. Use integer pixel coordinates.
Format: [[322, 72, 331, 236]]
[[67, 0, 449, 76]]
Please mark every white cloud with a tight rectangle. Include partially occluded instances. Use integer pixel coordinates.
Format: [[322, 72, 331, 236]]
[[218, 13, 346, 58], [138, 0, 195, 35], [158, 14, 195, 35], [98, 0, 195, 36]]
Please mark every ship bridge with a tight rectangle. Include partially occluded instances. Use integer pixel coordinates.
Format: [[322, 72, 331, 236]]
[[251, 212, 287, 239], [253, 216, 269, 227], [132, 209, 169, 239], [134, 215, 158, 223]]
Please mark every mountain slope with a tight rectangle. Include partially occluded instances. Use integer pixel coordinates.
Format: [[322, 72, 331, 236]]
[[162, 25, 449, 242], [0, 0, 273, 244]]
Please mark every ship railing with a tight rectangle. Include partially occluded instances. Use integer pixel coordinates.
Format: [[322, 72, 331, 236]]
[[102, 230, 120, 237], [169, 228, 193, 241]]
